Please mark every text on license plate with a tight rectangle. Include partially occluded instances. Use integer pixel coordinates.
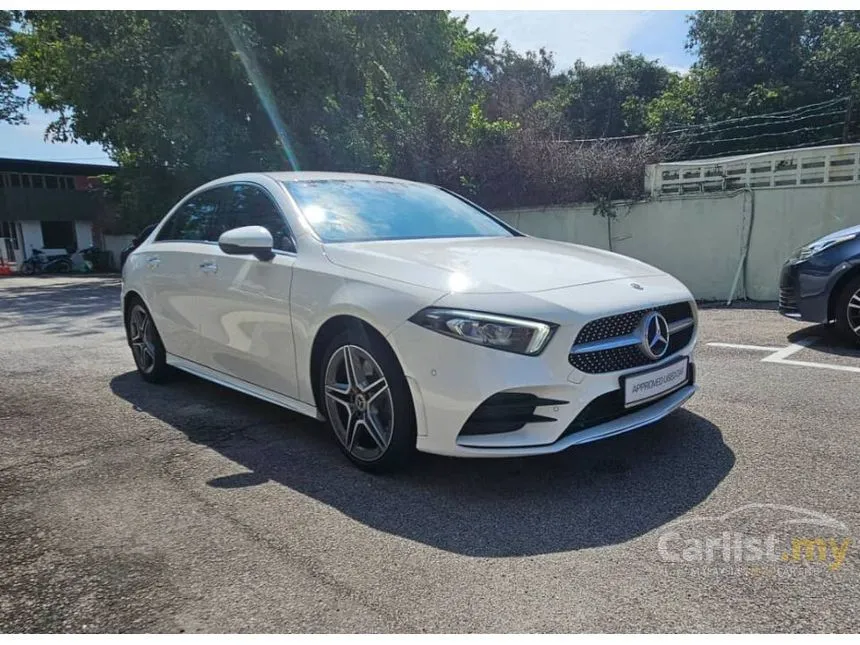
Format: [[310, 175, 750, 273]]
[[623, 358, 689, 408]]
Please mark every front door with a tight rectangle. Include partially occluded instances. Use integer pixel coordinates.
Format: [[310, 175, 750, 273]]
[[194, 183, 299, 399]]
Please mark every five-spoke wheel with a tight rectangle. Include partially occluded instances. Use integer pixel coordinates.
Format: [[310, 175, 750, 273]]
[[129, 304, 157, 374], [320, 330, 415, 471], [126, 298, 170, 383], [324, 345, 395, 462]]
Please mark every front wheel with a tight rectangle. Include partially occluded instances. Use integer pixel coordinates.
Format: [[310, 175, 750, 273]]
[[20, 261, 35, 276], [834, 275, 860, 345], [53, 259, 73, 273], [319, 328, 416, 472]]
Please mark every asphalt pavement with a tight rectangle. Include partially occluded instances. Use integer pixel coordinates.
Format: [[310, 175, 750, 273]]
[[0, 276, 857, 632]]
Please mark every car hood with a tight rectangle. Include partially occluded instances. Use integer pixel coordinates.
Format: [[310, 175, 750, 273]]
[[815, 223, 860, 245], [322, 236, 666, 294]]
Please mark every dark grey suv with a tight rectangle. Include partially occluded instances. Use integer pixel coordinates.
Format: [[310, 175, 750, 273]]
[[779, 223, 860, 344]]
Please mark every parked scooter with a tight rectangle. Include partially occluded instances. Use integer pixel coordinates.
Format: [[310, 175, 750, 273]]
[[71, 245, 102, 272], [19, 248, 74, 275]]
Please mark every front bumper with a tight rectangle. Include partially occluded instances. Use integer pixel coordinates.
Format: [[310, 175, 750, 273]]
[[388, 297, 698, 458]]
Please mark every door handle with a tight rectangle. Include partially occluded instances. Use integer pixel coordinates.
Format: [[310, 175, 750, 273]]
[[146, 256, 160, 269], [199, 261, 218, 274]]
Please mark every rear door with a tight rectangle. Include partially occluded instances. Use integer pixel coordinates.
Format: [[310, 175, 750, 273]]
[[142, 187, 224, 362], [194, 183, 299, 398]]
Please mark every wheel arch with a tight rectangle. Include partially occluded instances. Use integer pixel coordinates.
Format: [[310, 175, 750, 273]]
[[122, 289, 144, 337], [309, 314, 402, 414], [827, 264, 860, 321]]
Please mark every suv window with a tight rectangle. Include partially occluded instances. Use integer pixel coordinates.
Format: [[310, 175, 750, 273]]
[[220, 184, 294, 252], [156, 187, 224, 242]]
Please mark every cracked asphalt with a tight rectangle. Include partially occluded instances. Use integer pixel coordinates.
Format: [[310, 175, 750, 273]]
[[1, 276, 858, 633]]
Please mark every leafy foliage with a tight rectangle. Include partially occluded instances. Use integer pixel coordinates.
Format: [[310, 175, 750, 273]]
[[0, 10, 24, 124], [6, 10, 860, 225]]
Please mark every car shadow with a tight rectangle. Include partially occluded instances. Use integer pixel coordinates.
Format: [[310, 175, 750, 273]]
[[109, 370, 733, 558], [787, 323, 860, 359]]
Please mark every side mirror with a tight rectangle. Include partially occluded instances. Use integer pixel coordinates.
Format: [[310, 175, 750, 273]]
[[218, 225, 274, 261]]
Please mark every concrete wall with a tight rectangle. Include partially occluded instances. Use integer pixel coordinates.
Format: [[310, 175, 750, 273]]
[[19, 220, 43, 258], [495, 205, 610, 250], [745, 185, 860, 299], [498, 183, 860, 301], [75, 221, 94, 250], [103, 233, 135, 270]]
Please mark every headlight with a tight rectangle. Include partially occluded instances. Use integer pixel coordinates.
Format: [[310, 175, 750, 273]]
[[409, 308, 556, 356], [791, 232, 858, 263]]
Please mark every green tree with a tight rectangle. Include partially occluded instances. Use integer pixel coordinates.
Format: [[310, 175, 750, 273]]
[[0, 10, 24, 124], [645, 11, 860, 156], [12, 10, 498, 229], [555, 52, 676, 138]]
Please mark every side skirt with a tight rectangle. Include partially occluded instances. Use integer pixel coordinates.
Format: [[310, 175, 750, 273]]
[[166, 353, 324, 421]]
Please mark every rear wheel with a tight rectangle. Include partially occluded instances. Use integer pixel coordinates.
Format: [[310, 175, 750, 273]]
[[834, 275, 860, 345], [20, 261, 35, 275], [126, 299, 171, 383], [319, 328, 416, 472]]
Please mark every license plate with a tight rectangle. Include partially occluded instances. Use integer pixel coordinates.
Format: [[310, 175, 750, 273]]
[[622, 357, 689, 408]]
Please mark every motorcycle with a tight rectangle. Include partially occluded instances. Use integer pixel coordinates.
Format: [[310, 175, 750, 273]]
[[19, 248, 74, 275], [71, 245, 103, 272]]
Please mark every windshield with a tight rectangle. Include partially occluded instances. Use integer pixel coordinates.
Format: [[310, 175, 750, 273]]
[[283, 180, 513, 243]]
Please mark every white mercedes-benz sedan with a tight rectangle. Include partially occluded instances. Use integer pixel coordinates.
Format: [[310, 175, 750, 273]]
[[122, 172, 698, 471]]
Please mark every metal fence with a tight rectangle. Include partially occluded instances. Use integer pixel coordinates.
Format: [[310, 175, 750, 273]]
[[645, 143, 860, 195]]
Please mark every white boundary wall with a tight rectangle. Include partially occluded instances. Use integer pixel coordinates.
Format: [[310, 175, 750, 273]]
[[496, 182, 860, 301]]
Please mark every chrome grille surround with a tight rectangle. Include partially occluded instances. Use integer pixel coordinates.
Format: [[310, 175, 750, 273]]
[[568, 302, 695, 374]]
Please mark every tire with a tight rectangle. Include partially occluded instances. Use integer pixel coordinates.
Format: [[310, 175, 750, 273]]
[[834, 274, 860, 345], [53, 259, 72, 274], [319, 326, 416, 473], [20, 261, 35, 276], [125, 298, 171, 384]]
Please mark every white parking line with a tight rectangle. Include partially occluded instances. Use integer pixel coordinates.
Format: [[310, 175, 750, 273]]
[[707, 343, 783, 352], [765, 358, 860, 373], [760, 337, 814, 362], [708, 338, 860, 373]]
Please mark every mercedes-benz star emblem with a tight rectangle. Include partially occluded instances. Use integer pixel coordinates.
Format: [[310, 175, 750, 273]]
[[639, 311, 670, 360]]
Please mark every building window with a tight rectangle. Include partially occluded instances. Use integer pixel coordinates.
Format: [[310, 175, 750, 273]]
[[32, 175, 44, 189], [40, 221, 77, 250], [8, 173, 21, 188], [21, 175, 31, 188], [45, 176, 58, 189]]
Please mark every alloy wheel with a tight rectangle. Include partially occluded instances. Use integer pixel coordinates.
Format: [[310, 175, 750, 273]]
[[129, 304, 157, 374], [848, 287, 860, 338], [323, 344, 395, 462]]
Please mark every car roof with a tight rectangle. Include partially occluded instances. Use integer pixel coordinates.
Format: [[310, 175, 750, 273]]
[[191, 171, 426, 197], [264, 171, 416, 184]]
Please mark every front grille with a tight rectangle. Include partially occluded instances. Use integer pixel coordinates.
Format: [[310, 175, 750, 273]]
[[560, 362, 695, 439], [568, 302, 695, 374], [460, 392, 567, 436]]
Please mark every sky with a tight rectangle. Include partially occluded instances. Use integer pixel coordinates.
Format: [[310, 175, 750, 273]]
[[0, 10, 694, 167]]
